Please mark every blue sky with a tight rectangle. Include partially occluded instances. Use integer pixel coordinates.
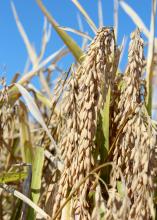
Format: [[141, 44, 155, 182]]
[[0, 0, 153, 85]]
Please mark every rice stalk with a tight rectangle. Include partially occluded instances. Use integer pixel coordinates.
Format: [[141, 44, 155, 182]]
[[146, 0, 157, 115]]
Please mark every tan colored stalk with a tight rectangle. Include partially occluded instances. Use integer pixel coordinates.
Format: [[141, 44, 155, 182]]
[[146, 0, 157, 114]]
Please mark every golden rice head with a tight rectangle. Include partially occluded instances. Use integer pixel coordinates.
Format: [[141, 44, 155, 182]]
[[52, 73, 79, 219], [114, 29, 145, 128], [72, 27, 116, 219], [106, 29, 157, 219], [0, 81, 17, 167], [108, 106, 157, 220]]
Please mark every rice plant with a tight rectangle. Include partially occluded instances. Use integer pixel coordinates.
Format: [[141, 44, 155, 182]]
[[0, 1, 157, 220]]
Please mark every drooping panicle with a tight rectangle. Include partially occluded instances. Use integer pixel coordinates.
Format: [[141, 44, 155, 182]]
[[106, 29, 157, 220], [114, 29, 145, 127], [73, 27, 117, 219], [52, 73, 79, 219]]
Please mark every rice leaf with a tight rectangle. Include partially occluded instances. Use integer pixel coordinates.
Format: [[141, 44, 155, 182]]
[[98, 0, 103, 27], [11, 2, 37, 66], [0, 172, 27, 183], [19, 101, 33, 163], [0, 183, 50, 219], [120, 1, 150, 38], [18, 47, 65, 84], [101, 86, 111, 152], [15, 83, 56, 146], [27, 146, 44, 219], [97, 87, 111, 183], [39, 71, 52, 99], [117, 181, 125, 199], [28, 84, 51, 108], [114, 0, 118, 40], [146, 0, 157, 116], [36, 0, 83, 63], [38, 17, 51, 64], [59, 26, 92, 40], [71, 0, 97, 33], [31, 146, 44, 204], [2, 48, 64, 108], [95, 87, 111, 183]]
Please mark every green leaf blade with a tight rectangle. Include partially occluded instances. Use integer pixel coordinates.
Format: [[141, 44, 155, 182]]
[[36, 0, 84, 63], [0, 172, 27, 183]]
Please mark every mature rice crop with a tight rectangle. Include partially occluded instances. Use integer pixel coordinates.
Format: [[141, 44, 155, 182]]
[[0, 1, 157, 220]]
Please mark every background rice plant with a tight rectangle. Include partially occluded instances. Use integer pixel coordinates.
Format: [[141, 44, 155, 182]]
[[0, 0, 157, 219]]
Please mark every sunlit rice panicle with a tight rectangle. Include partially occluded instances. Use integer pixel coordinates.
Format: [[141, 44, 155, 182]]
[[52, 27, 117, 219], [107, 107, 157, 219], [112, 29, 146, 174], [106, 29, 157, 219], [114, 28, 145, 127], [52, 73, 79, 219], [71, 27, 116, 219], [0, 81, 16, 159], [59, 75, 79, 165], [0, 81, 19, 217]]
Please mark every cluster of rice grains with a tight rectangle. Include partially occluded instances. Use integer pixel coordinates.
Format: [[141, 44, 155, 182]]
[[52, 27, 117, 219], [0, 80, 19, 219], [73, 27, 117, 220], [51, 28, 157, 220], [52, 73, 79, 218], [0, 80, 17, 169], [106, 29, 157, 219]]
